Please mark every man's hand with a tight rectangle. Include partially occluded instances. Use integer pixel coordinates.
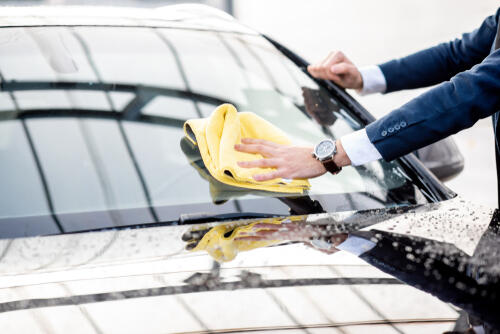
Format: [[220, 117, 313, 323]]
[[307, 51, 363, 90], [234, 221, 348, 255], [235, 138, 351, 181]]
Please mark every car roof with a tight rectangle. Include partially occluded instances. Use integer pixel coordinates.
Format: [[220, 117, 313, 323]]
[[0, 4, 258, 34]]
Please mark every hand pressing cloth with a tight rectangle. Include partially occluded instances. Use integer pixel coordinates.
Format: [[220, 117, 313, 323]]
[[183, 104, 310, 193]]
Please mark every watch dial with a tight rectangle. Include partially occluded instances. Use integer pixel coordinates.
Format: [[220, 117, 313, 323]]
[[316, 140, 334, 159]]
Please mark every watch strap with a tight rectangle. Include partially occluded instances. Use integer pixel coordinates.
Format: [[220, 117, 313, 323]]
[[322, 157, 342, 175]]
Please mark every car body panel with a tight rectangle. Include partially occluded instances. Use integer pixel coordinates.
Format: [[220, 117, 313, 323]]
[[0, 196, 494, 332]]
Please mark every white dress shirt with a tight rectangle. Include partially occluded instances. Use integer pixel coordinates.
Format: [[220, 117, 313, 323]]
[[327, 66, 386, 255], [357, 65, 387, 96], [340, 65, 387, 166]]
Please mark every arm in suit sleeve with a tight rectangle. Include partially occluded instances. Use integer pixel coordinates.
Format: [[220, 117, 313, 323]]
[[379, 9, 499, 93], [366, 48, 500, 161]]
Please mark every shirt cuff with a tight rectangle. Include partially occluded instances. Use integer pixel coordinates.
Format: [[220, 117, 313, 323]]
[[336, 235, 376, 256], [357, 65, 387, 95], [341, 129, 382, 166]]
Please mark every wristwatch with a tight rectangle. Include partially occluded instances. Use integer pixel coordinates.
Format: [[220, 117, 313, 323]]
[[312, 139, 342, 175]]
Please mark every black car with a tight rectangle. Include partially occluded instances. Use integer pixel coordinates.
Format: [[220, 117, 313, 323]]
[[0, 5, 496, 334]]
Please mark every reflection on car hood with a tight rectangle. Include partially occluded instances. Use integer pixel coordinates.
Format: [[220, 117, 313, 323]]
[[0, 196, 496, 332], [1, 197, 492, 275]]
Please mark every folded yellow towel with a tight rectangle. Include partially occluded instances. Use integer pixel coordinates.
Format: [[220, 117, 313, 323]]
[[181, 137, 283, 204], [183, 104, 310, 193]]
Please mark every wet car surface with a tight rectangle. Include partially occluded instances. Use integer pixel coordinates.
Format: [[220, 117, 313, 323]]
[[1, 196, 497, 333], [0, 5, 497, 334]]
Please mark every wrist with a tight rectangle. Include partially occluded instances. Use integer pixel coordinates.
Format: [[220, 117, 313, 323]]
[[334, 139, 351, 167], [355, 70, 363, 90]]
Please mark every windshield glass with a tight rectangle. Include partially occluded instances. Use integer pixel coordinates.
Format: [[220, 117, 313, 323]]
[[0, 27, 428, 237]]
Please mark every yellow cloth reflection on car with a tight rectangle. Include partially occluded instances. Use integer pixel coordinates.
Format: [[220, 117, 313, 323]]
[[185, 216, 305, 262], [183, 104, 310, 193], [188, 221, 282, 262]]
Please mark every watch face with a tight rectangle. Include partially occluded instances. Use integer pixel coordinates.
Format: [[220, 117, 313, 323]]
[[315, 139, 335, 160]]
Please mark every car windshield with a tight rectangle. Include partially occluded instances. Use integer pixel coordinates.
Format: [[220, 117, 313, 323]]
[[0, 26, 429, 237]]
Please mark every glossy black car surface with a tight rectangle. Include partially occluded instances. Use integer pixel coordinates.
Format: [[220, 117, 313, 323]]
[[0, 5, 497, 334]]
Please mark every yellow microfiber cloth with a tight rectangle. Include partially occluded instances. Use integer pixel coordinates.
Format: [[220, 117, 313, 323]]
[[184, 216, 304, 262], [180, 137, 282, 204], [183, 104, 311, 193]]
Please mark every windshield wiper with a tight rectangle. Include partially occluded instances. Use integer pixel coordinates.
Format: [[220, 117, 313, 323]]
[[65, 212, 281, 235], [177, 212, 280, 225]]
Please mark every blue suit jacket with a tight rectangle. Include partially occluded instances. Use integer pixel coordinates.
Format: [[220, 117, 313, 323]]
[[366, 8, 500, 161]]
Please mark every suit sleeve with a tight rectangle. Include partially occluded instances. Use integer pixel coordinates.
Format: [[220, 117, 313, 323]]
[[379, 9, 499, 93], [366, 48, 500, 161]]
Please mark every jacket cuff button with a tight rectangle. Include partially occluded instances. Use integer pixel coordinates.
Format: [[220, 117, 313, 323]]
[[400, 121, 407, 128], [381, 130, 388, 136]]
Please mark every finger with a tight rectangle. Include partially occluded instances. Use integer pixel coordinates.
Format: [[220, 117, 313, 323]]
[[330, 63, 350, 75], [253, 170, 283, 181], [321, 51, 344, 66], [308, 65, 321, 78], [251, 229, 282, 237], [241, 138, 282, 148], [328, 51, 345, 66], [318, 53, 335, 79], [237, 158, 279, 169], [323, 51, 346, 79], [307, 64, 317, 76], [253, 223, 284, 229], [237, 223, 281, 234], [328, 73, 343, 86], [234, 143, 275, 157], [319, 51, 343, 76], [310, 53, 333, 78], [329, 64, 350, 87], [235, 230, 283, 241], [234, 236, 269, 242]]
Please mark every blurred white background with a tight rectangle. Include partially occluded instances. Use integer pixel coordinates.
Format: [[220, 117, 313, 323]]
[[233, 0, 499, 207]]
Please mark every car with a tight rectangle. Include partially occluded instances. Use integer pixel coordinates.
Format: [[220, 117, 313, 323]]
[[0, 4, 496, 333]]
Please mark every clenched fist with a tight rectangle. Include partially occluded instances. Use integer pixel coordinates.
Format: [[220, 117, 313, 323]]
[[307, 51, 363, 90]]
